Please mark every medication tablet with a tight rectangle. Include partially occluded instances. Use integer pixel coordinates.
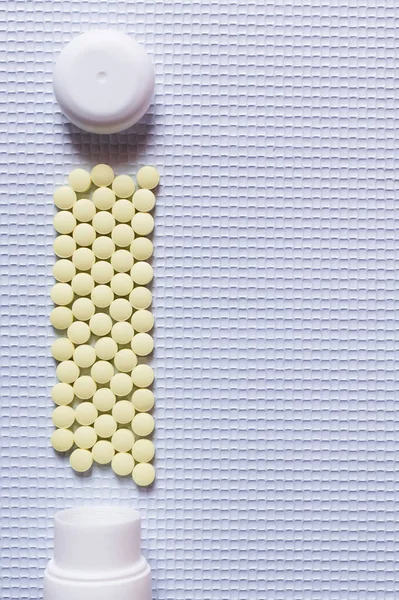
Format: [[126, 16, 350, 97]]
[[92, 211, 115, 235], [112, 400, 135, 424], [51, 283, 74, 306], [93, 388, 116, 412], [53, 405, 75, 428], [91, 360, 114, 384], [56, 360, 80, 384], [89, 313, 113, 337], [73, 375, 97, 399], [54, 235, 76, 259], [75, 402, 98, 426], [51, 428, 74, 452], [112, 452, 134, 476], [51, 338, 75, 362], [54, 186, 77, 210], [95, 336, 118, 361], [136, 166, 160, 190], [132, 463, 155, 486], [114, 348, 137, 372], [111, 322, 134, 345], [132, 439, 155, 463], [112, 428, 135, 453], [130, 237, 153, 261], [54, 211, 77, 235], [67, 321, 91, 345], [72, 248, 95, 271], [73, 344, 96, 368], [72, 273, 95, 296], [70, 448, 93, 472], [92, 187, 116, 210], [130, 262, 153, 285], [112, 174, 135, 198], [112, 199, 135, 223], [94, 414, 117, 438], [111, 249, 133, 273], [131, 364, 154, 388], [68, 168, 91, 192], [131, 213, 154, 236], [73, 198, 96, 222], [53, 259, 76, 283], [129, 287, 152, 310], [91, 164, 114, 187], [131, 309, 154, 333], [92, 236, 115, 260], [110, 273, 133, 296], [50, 307, 73, 330], [73, 223, 96, 247], [91, 284, 114, 308], [131, 412, 154, 436], [74, 426, 97, 449], [109, 298, 132, 322], [51, 382, 74, 406], [132, 189, 155, 212], [91, 261, 114, 285], [92, 440, 115, 464], [72, 298, 95, 321], [131, 333, 154, 356], [131, 388, 154, 412], [112, 224, 134, 247], [110, 373, 133, 397]]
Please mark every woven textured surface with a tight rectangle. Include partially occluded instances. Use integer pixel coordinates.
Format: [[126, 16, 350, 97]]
[[2, 0, 399, 598]]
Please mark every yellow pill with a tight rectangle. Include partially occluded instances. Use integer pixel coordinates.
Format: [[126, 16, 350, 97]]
[[111, 428, 135, 452], [110, 273, 133, 296], [130, 238, 153, 261], [52, 405, 75, 428], [73, 375, 97, 399], [91, 284, 114, 308], [92, 236, 115, 259], [51, 338, 75, 361], [132, 463, 155, 486], [131, 364, 154, 388], [54, 211, 77, 235], [73, 223, 96, 247], [136, 166, 160, 190], [111, 249, 133, 272], [74, 426, 97, 449], [75, 402, 98, 426], [73, 198, 96, 222], [112, 174, 135, 198], [53, 259, 76, 283], [92, 440, 115, 464], [51, 382, 74, 406], [56, 360, 80, 384], [67, 321, 91, 345], [72, 248, 95, 270], [93, 388, 116, 412], [92, 211, 115, 235], [131, 333, 154, 356], [130, 262, 153, 285], [68, 168, 91, 192], [54, 186, 77, 209], [114, 349, 137, 372], [72, 298, 95, 321], [70, 448, 93, 472], [112, 400, 135, 424], [92, 187, 116, 210], [109, 298, 132, 321], [110, 373, 133, 397], [54, 235, 76, 258], [91, 164, 114, 187], [132, 189, 156, 212], [73, 344, 96, 368], [129, 287, 152, 310], [131, 309, 154, 333], [51, 283, 74, 306], [50, 307, 73, 330], [112, 224, 134, 247], [131, 412, 154, 436], [91, 261, 114, 284], [71, 273, 95, 296], [51, 428, 74, 452], [94, 336, 118, 360], [89, 313, 112, 337], [91, 360, 114, 384], [112, 199, 135, 222], [132, 439, 155, 463], [94, 414, 117, 438], [131, 388, 154, 412], [131, 213, 154, 236], [112, 452, 134, 476], [111, 322, 134, 345]]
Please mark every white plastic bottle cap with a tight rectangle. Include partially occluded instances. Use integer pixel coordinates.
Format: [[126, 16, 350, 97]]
[[53, 30, 155, 134], [43, 506, 152, 600]]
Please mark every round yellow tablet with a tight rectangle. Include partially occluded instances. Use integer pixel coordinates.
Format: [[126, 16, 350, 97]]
[[110, 273, 133, 296], [54, 186, 77, 209], [92, 187, 116, 210], [94, 336, 118, 360], [112, 199, 135, 222], [54, 235, 76, 258], [130, 238, 153, 261], [131, 213, 154, 236], [112, 174, 135, 198], [136, 166, 160, 190], [72, 298, 95, 321], [70, 448, 93, 472], [109, 298, 132, 321], [91, 284, 114, 308], [111, 322, 134, 345], [131, 309, 154, 333], [131, 333, 154, 356], [131, 389, 154, 412], [56, 360, 80, 384], [91, 261, 114, 285], [110, 373, 133, 396], [71, 273, 95, 296], [67, 321, 91, 345], [111, 428, 135, 452], [92, 211, 115, 235], [51, 382, 74, 406], [50, 307, 73, 330], [93, 388, 116, 412], [131, 412, 154, 436], [91, 164, 114, 187], [94, 414, 117, 438], [130, 262, 153, 285], [73, 375, 97, 399], [112, 452, 134, 476], [51, 338, 75, 361], [75, 402, 98, 426], [92, 440, 115, 464], [72, 248, 96, 271], [54, 211, 77, 235], [112, 224, 134, 247], [132, 439, 155, 463], [132, 463, 155, 486], [92, 236, 115, 259], [73, 344, 96, 368], [53, 259, 76, 282], [111, 249, 133, 272], [129, 287, 152, 310], [132, 189, 156, 212], [73, 223, 96, 247], [112, 400, 135, 424], [52, 405, 75, 428], [68, 168, 91, 192], [51, 283, 74, 306], [89, 313, 112, 337], [74, 426, 97, 449], [131, 364, 154, 388], [51, 428, 74, 452], [73, 198, 96, 222], [91, 360, 114, 384], [114, 348, 137, 372]]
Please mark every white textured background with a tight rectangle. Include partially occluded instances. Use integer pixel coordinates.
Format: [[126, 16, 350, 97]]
[[2, 0, 399, 598]]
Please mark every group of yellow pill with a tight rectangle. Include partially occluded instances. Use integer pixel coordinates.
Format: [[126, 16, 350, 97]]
[[51, 164, 159, 486]]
